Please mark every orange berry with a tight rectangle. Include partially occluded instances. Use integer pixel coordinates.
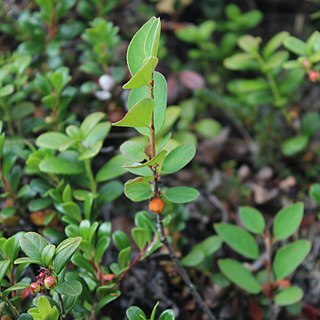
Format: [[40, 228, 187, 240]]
[[149, 198, 165, 214]]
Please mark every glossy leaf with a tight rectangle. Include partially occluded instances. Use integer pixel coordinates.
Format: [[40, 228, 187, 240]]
[[120, 141, 146, 162], [39, 157, 84, 175], [126, 306, 147, 320], [53, 237, 82, 274], [19, 232, 48, 260]]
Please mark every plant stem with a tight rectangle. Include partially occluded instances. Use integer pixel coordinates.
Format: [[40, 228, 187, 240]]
[[84, 159, 97, 194], [0, 293, 20, 319], [148, 79, 216, 320], [57, 292, 66, 320], [156, 214, 216, 320]]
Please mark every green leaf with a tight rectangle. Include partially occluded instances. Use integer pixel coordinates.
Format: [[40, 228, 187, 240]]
[[120, 141, 146, 162], [145, 18, 161, 57], [310, 183, 320, 205], [112, 230, 131, 250], [194, 119, 221, 138], [79, 141, 103, 160], [164, 186, 199, 203], [53, 237, 82, 274], [263, 31, 289, 58], [41, 244, 56, 267], [36, 133, 70, 150], [61, 202, 82, 223], [0, 260, 10, 282], [224, 53, 257, 71], [239, 206, 265, 234], [273, 240, 311, 280], [124, 150, 167, 169], [218, 258, 261, 294], [54, 280, 83, 296], [94, 236, 110, 264], [123, 57, 158, 89], [0, 84, 14, 97], [128, 71, 167, 135], [14, 257, 42, 265], [150, 302, 159, 320], [132, 228, 149, 250], [96, 290, 121, 313], [159, 310, 175, 320], [228, 78, 268, 94], [124, 177, 153, 202], [162, 144, 196, 174], [284, 36, 307, 55], [126, 306, 147, 320], [127, 17, 157, 75], [39, 156, 84, 175], [80, 112, 105, 136], [181, 236, 222, 267], [19, 232, 48, 260], [96, 154, 127, 182], [238, 35, 261, 53], [281, 135, 309, 156], [113, 98, 154, 129], [215, 223, 259, 259], [3, 282, 30, 298], [98, 181, 123, 204], [118, 246, 131, 269], [274, 286, 303, 306], [83, 122, 111, 147], [273, 202, 304, 240]]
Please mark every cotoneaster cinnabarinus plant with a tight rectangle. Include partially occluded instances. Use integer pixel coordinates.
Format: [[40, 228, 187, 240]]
[[112, 16, 216, 320]]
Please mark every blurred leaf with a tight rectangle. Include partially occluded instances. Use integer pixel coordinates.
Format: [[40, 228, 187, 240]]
[[281, 135, 309, 157], [218, 259, 261, 294], [239, 207, 265, 234], [273, 203, 303, 240], [215, 223, 259, 259], [273, 240, 311, 280], [274, 287, 303, 306]]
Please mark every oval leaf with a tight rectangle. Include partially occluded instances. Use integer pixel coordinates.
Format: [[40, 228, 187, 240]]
[[273, 202, 304, 240], [218, 258, 261, 294], [273, 240, 311, 280], [164, 186, 199, 203], [239, 206, 265, 234], [274, 286, 303, 306], [215, 223, 259, 259], [162, 144, 196, 174]]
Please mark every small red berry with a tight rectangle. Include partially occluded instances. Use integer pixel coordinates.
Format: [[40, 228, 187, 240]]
[[29, 282, 41, 294], [308, 70, 319, 82], [44, 276, 57, 289], [149, 198, 165, 214]]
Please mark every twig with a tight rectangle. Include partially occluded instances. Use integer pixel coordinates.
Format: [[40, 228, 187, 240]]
[[156, 214, 216, 320], [148, 78, 216, 320]]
